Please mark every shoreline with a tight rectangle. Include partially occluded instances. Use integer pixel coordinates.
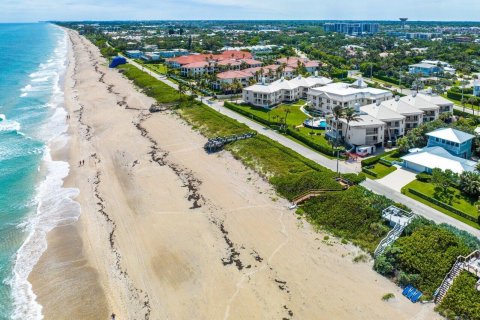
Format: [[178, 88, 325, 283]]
[[9, 26, 82, 320], [29, 29, 441, 319]]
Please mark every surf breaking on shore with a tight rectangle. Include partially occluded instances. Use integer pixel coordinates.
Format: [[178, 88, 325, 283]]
[[9, 26, 81, 320]]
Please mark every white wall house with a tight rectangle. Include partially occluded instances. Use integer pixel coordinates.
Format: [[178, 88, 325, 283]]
[[381, 96, 424, 130], [400, 94, 440, 122], [327, 112, 385, 147], [416, 93, 454, 114], [361, 102, 406, 142], [307, 79, 393, 115], [242, 76, 332, 108]]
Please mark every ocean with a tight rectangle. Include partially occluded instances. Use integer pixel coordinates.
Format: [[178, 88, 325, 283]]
[[0, 23, 80, 319]]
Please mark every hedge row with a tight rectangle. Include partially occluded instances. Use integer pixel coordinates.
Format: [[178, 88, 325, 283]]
[[408, 188, 479, 223], [286, 127, 336, 157], [453, 109, 476, 118], [361, 149, 399, 167], [374, 74, 400, 85], [362, 167, 378, 177], [450, 86, 474, 95], [379, 158, 393, 167], [224, 102, 338, 157], [224, 102, 275, 127], [447, 91, 480, 104]]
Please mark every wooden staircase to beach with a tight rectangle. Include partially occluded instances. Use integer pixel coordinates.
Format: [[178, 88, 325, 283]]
[[291, 189, 326, 205], [434, 250, 480, 304], [434, 260, 464, 304], [374, 223, 408, 258]]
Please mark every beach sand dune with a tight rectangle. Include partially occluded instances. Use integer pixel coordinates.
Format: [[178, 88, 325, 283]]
[[29, 30, 441, 320]]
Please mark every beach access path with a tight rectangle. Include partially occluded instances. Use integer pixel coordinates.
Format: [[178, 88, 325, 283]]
[[123, 57, 480, 239]]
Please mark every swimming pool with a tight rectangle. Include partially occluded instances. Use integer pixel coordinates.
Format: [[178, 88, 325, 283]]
[[303, 118, 327, 130]]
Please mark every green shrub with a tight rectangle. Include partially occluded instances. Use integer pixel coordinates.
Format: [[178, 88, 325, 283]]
[[416, 173, 432, 182], [302, 187, 395, 253], [437, 271, 480, 320], [353, 253, 369, 263], [270, 171, 342, 200], [361, 149, 399, 167], [382, 293, 395, 301], [362, 168, 378, 177], [392, 225, 470, 298], [341, 173, 366, 184], [378, 158, 393, 167]]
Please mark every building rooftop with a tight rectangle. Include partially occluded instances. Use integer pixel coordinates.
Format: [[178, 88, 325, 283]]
[[182, 61, 210, 69], [382, 98, 424, 116], [409, 63, 439, 69], [401, 146, 477, 174], [426, 128, 475, 144], [309, 82, 392, 98], [216, 70, 252, 80], [340, 114, 385, 127], [416, 93, 454, 107], [360, 103, 405, 121], [244, 76, 333, 94], [401, 95, 440, 111]]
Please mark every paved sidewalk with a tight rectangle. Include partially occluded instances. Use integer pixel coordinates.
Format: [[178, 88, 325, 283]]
[[120, 56, 480, 238]]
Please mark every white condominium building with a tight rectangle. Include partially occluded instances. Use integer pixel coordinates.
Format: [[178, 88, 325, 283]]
[[381, 96, 424, 130], [306, 79, 393, 115], [328, 113, 386, 147], [242, 75, 332, 108], [360, 102, 406, 142]]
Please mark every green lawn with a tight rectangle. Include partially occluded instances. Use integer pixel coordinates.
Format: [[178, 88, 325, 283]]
[[234, 100, 308, 126], [146, 63, 168, 74], [231, 101, 334, 153], [364, 163, 397, 179], [402, 180, 480, 229]]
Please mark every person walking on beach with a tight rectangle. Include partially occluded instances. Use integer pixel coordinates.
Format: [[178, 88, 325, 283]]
[[111, 313, 116, 320]]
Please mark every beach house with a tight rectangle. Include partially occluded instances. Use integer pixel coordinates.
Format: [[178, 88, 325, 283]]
[[360, 102, 406, 142], [408, 63, 442, 76], [326, 103, 386, 147], [402, 147, 477, 174], [415, 93, 454, 114], [306, 79, 393, 115], [426, 128, 475, 159], [381, 96, 424, 130], [242, 75, 332, 108]]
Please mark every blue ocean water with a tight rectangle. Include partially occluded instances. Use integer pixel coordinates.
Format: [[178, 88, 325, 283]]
[[0, 23, 79, 319]]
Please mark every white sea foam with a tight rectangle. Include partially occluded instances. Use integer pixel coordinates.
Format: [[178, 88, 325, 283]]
[[9, 26, 74, 320], [0, 114, 21, 132]]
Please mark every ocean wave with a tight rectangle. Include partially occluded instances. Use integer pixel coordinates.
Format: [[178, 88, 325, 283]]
[[9, 152, 80, 320], [9, 25, 71, 320], [0, 114, 21, 132]]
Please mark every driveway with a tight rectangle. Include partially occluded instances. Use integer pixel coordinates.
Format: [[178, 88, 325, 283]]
[[376, 166, 417, 192]]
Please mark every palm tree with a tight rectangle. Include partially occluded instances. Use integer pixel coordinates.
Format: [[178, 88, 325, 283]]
[[468, 97, 477, 116], [343, 107, 361, 140], [332, 105, 345, 176], [283, 108, 291, 131], [178, 83, 186, 96]]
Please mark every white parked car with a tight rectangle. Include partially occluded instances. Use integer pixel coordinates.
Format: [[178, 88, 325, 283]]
[[356, 146, 376, 157]]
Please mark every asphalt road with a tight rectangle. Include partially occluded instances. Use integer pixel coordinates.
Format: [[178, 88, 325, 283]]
[[121, 56, 480, 238]]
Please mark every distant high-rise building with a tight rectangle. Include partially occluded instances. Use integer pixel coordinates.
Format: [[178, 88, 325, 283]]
[[323, 22, 379, 36]]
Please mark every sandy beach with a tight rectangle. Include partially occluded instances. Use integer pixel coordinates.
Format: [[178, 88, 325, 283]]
[[29, 29, 442, 319]]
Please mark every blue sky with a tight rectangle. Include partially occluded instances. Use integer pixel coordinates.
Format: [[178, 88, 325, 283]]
[[1, 0, 479, 22]]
